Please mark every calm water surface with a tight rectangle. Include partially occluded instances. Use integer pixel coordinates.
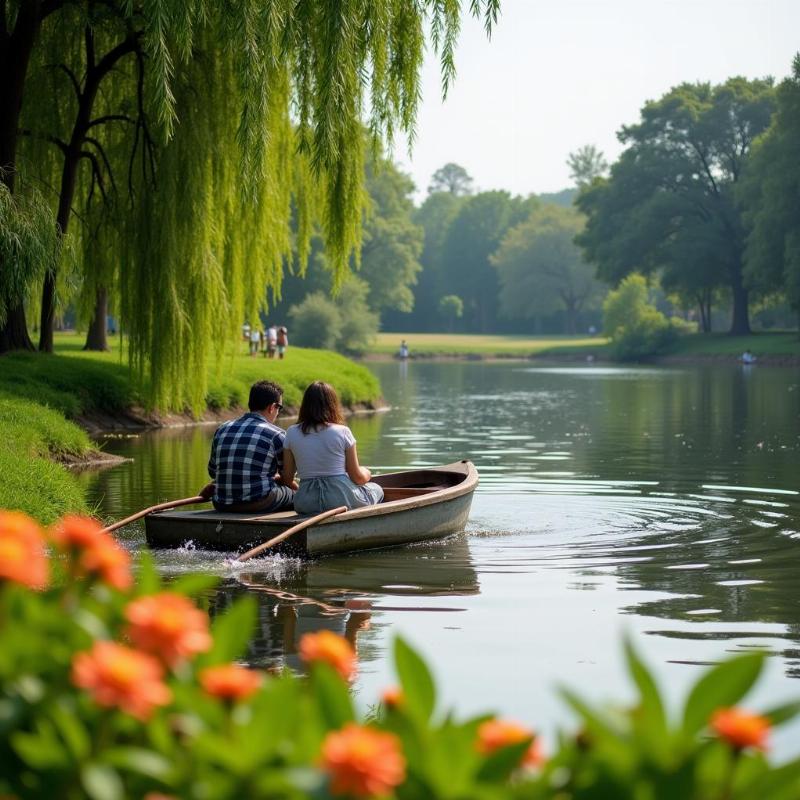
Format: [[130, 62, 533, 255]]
[[80, 361, 800, 751]]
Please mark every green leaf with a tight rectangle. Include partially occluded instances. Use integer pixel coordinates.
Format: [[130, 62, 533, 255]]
[[50, 701, 91, 760], [624, 637, 667, 737], [105, 747, 173, 780], [208, 595, 257, 662], [475, 739, 530, 783], [311, 662, 355, 730], [740, 756, 800, 800], [762, 700, 800, 726], [136, 551, 161, 594], [81, 763, 123, 800], [11, 730, 69, 769], [393, 637, 436, 722], [171, 572, 220, 597], [682, 652, 765, 736]]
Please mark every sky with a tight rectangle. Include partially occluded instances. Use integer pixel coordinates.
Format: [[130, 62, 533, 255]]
[[392, 0, 800, 200]]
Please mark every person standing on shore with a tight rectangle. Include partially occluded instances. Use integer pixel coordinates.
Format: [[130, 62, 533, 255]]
[[266, 324, 278, 358], [281, 381, 383, 514]]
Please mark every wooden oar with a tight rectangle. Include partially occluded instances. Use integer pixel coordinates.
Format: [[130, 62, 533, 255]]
[[100, 495, 207, 534], [234, 505, 348, 563]]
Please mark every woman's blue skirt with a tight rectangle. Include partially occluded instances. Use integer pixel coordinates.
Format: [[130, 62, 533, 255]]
[[294, 475, 384, 515]]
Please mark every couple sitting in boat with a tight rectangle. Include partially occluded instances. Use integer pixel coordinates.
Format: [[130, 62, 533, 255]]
[[202, 380, 383, 515]]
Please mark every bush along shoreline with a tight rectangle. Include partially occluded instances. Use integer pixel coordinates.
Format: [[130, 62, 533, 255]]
[[2, 510, 800, 799], [0, 340, 383, 523]]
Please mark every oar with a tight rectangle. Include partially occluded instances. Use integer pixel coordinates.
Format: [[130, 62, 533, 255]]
[[234, 505, 348, 563], [100, 495, 207, 534]]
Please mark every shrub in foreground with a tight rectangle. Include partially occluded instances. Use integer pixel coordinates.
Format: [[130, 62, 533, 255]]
[[2, 510, 800, 799]]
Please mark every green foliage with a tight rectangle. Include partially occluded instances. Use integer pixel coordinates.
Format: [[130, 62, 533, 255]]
[[0, 183, 61, 328], [427, 163, 474, 196], [357, 159, 424, 316], [2, 520, 800, 799], [603, 274, 689, 360], [577, 77, 776, 335], [288, 280, 379, 356], [438, 294, 463, 326], [289, 294, 343, 350], [8, 0, 501, 407], [492, 204, 604, 334], [439, 191, 536, 332], [566, 145, 607, 188], [742, 56, 800, 316]]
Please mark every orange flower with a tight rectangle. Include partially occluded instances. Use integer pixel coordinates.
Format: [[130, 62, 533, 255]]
[[80, 535, 132, 591], [711, 707, 770, 751], [50, 514, 103, 550], [125, 592, 212, 666], [380, 686, 404, 709], [477, 719, 544, 768], [0, 511, 48, 589], [299, 630, 356, 681], [50, 514, 132, 591], [199, 664, 263, 701], [72, 641, 172, 720], [321, 723, 406, 798]]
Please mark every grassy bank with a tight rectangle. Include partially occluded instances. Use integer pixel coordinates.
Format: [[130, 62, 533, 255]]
[[370, 332, 609, 358], [665, 331, 800, 358], [0, 332, 382, 416], [0, 332, 382, 522], [0, 395, 91, 522]]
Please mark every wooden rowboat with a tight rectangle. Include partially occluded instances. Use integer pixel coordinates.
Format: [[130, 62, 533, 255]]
[[145, 460, 478, 557]]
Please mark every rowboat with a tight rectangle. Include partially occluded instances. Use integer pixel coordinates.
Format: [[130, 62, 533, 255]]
[[145, 460, 478, 557]]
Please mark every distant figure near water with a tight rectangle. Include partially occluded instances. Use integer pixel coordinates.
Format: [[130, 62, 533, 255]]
[[276, 326, 289, 359], [398, 339, 409, 359], [740, 349, 757, 365]]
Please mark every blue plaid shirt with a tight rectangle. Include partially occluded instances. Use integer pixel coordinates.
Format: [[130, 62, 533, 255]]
[[208, 412, 285, 506]]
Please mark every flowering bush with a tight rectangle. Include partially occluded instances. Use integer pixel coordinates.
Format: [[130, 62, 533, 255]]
[[2, 510, 800, 799]]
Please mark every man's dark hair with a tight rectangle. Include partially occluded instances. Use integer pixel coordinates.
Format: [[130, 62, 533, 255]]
[[248, 380, 283, 411]]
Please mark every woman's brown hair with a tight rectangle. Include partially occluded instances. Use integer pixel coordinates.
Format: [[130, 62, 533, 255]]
[[298, 381, 345, 433]]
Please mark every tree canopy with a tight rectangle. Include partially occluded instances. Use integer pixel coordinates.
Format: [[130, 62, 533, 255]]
[[492, 205, 602, 334], [576, 78, 776, 335], [742, 56, 800, 322], [1, 0, 501, 408], [428, 162, 474, 196]]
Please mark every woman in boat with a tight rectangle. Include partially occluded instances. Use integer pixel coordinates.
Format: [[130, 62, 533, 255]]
[[282, 381, 384, 514]]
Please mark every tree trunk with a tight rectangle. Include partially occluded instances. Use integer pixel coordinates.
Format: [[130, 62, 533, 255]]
[[729, 282, 750, 335], [83, 287, 109, 350], [0, 0, 43, 353], [564, 304, 577, 335], [0, 304, 34, 351]]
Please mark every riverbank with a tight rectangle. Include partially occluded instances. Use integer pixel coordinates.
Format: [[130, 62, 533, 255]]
[[368, 331, 800, 364], [0, 332, 383, 522]]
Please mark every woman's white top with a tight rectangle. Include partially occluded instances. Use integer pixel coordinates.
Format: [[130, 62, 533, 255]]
[[284, 423, 356, 478]]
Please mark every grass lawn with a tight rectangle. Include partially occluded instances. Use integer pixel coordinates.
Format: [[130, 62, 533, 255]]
[[370, 332, 609, 357], [667, 331, 800, 357]]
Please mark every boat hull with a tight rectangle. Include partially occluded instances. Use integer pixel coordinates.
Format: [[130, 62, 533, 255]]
[[145, 460, 477, 557]]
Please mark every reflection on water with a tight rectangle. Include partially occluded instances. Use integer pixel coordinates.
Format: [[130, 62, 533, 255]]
[[80, 361, 800, 749]]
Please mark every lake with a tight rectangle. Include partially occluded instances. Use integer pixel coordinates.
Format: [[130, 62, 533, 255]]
[[80, 360, 800, 752]]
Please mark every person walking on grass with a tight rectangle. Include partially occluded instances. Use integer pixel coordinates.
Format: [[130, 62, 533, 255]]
[[266, 324, 278, 358], [201, 381, 296, 513], [276, 325, 288, 359], [249, 326, 261, 356], [282, 381, 383, 514]]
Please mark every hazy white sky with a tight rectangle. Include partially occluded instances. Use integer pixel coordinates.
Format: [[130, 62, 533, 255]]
[[392, 0, 800, 199]]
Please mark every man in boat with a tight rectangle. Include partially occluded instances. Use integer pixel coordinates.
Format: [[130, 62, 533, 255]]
[[201, 380, 297, 513]]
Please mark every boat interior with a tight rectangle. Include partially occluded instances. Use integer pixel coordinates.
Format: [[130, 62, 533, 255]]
[[373, 467, 467, 502]]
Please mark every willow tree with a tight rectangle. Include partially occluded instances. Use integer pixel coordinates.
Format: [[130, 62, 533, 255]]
[[3, 0, 502, 408]]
